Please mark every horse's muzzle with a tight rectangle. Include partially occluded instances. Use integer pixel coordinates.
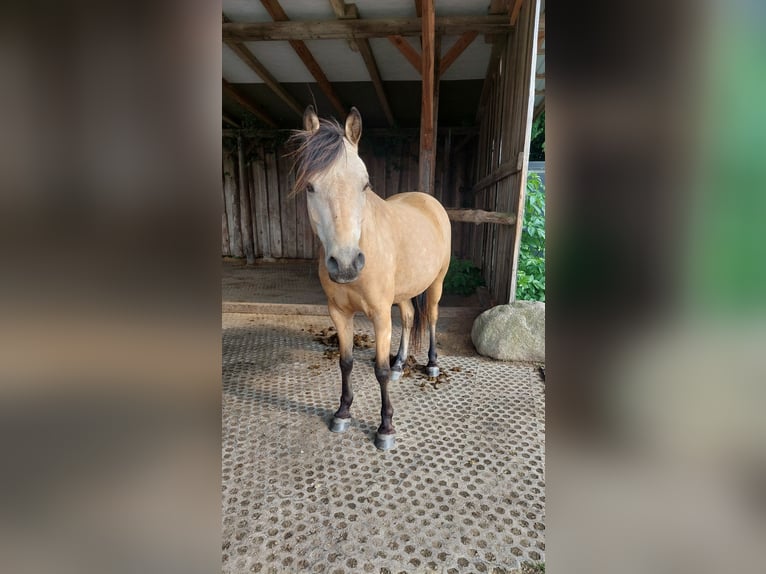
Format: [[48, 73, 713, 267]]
[[327, 251, 365, 283]]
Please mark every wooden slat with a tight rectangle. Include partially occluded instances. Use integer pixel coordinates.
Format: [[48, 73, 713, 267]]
[[223, 113, 239, 128], [473, 154, 521, 193], [221, 172, 231, 256], [223, 153, 244, 257], [251, 146, 272, 258], [222, 79, 278, 128], [223, 15, 513, 41], [418, 0, 435, 194], [439, 31, 478, 77], [295, 176, 307, 258], [237, 135, 256, 264], [277, 149, 297, 258], [387, 35, 422, 74], [264, 149, 283, 258], [260, 0, 346, 118], [475, 38, 506, 122]]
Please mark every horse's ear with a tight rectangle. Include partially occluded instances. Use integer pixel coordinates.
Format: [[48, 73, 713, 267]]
[[303, 105, 319, 133], [345, 107, 362, 146]]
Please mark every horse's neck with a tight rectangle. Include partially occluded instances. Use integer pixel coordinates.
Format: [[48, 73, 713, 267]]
[[363, 188, 390, 223]]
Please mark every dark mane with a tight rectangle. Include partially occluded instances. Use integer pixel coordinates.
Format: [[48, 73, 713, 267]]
[[287, 118, 347, 195]]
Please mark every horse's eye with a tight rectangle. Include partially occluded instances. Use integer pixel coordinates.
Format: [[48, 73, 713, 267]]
[[306, 183, 315, 193], [363, 182, 370, 191]]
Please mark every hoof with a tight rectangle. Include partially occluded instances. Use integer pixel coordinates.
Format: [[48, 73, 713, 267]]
[[374, 432, 396, 451], [330, 417, 350, 433], [390, 369, 402, 382], [426, 365, 439, 377]]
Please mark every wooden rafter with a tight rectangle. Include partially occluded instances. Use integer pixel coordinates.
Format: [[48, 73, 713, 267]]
[[510, 0, 524, 26], [222, 15, 512, 41], [222, 79, 278, 128], [223, 113, 240, 128], [418, 0, 436, 194], [488, 0, 509, 14], [330, 1, 394, 126], [356, 41, 395, 126], [387, 35, 422, 74], [223, 14, 303, 118], [439, 31, 478, 77], [259, 0, 346, 118]]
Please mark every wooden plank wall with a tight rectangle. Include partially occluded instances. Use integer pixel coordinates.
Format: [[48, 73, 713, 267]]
[[221, 132, 476, 261], [467, 0, 540, 303]]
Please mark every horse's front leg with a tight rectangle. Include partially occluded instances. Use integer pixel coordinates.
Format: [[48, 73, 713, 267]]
[[371, 309, 395, 450], [329, 304, 354, 433]]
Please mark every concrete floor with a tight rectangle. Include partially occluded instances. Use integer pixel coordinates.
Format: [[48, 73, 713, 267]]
[[222, 260, 545, 573]]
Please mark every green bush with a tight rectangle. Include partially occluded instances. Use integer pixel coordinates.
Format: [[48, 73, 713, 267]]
[[515, 172, 546, 301], [443, 257, 485, 296]]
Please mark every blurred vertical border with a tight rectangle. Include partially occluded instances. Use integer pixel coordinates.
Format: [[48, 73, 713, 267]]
[[548, 0, 766, 572], [0, 1, 221, 573]]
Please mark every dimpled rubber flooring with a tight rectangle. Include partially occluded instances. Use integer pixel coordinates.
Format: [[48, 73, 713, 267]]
[[222, 312, 545, 574]]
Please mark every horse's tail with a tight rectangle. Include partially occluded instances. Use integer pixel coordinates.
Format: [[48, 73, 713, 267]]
[[410, 292, 429, 352]]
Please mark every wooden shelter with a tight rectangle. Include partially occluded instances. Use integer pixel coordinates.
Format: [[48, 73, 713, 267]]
[[222, 0, 544, 303]]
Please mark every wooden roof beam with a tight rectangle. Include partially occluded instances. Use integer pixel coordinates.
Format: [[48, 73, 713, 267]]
[[260, 0, 346, 118], [223, 14, 303, 118], [223, 113, 240, 128], [329, 2, 395, 127], [222, 15, 512, 41], [222, 79, 278, 128], [439, 31, 478, 77], [387, 35, 422, 75]]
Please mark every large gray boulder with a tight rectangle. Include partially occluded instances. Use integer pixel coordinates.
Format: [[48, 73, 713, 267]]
[[471, 301, 545, 362]]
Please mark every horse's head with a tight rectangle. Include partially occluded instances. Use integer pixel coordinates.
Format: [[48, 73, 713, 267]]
[[293, 106, 369, 284]]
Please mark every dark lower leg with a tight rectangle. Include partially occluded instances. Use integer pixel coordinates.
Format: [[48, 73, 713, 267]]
[[427, 325, 438, 370], [391, 301, 413, 374], [375, 364, 394, 435], [391, 334, 408, 372], [335, 356, 353, 419]]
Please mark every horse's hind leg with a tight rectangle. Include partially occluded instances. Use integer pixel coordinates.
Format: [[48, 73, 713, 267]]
[[425, 270, 447, 377], [390, 299, 414, 381], [329, 304, 354, 433]]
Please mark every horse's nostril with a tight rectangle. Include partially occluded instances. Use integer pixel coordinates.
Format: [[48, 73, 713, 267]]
[[354, 252, 366, 272], [327, 256, 339, 273]]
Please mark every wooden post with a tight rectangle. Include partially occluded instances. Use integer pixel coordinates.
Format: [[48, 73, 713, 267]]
[[418, 0, 435, 194], [508, 0, 542, 302], [237, 135, 256, 264]]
